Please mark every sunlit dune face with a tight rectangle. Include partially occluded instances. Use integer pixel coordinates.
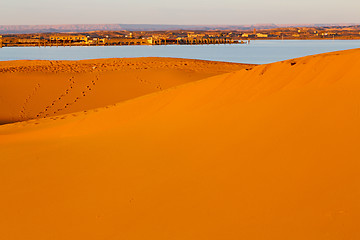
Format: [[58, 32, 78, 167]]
[[0, 49, 360, 240]]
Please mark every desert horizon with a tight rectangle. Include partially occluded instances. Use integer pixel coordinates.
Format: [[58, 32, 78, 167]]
[[1, 23, 359, 34]]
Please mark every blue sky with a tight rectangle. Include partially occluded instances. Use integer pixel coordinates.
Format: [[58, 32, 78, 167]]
[[1, 0, 359, 25]]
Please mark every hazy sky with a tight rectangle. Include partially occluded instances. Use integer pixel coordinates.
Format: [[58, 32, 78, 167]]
[[1, 0, 359, 25]]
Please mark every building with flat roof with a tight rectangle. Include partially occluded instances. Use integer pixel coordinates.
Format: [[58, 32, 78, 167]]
[[49, 35, 88, 43]]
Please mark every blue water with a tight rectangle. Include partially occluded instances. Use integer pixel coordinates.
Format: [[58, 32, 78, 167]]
[[0, 40, 359, 64]]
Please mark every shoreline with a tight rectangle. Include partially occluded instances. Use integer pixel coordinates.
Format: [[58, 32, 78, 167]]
[[2, 38, 360, 48]]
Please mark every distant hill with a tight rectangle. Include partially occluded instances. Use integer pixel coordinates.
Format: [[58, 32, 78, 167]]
[[0, 23, 358, 34]]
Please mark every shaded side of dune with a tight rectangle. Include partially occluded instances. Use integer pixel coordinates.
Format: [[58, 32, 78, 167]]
[[0, 57, 252, 124]]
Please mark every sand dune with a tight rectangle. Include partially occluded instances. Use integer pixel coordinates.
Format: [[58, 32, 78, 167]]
[[0, 58, 250, 124], [1, 49, 360, 239]]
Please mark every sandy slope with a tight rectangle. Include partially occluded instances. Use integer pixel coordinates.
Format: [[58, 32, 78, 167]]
[[1, 49, 360, 239], [0, 57, 250, 124]]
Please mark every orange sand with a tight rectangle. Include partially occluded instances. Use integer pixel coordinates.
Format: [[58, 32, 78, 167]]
[[0, 58, 250, 124], [1, 49, 360, 239]]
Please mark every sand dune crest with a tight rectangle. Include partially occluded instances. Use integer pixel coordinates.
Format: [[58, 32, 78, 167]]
[[0, 57, 251, 124]]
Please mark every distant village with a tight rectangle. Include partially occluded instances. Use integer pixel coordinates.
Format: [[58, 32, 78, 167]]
[[1, 26, 360, 47]]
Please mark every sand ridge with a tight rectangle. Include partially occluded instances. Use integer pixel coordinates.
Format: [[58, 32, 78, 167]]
[[0, 57, 253, 124], [0, 57, 250, 73], [1, 49, 360, 239]]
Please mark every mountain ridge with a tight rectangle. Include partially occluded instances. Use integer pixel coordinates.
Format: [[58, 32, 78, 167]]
[[1, 23, 359, 34]]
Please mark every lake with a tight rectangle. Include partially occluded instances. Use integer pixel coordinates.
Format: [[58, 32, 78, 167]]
[[0, 40, 359, 64]]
